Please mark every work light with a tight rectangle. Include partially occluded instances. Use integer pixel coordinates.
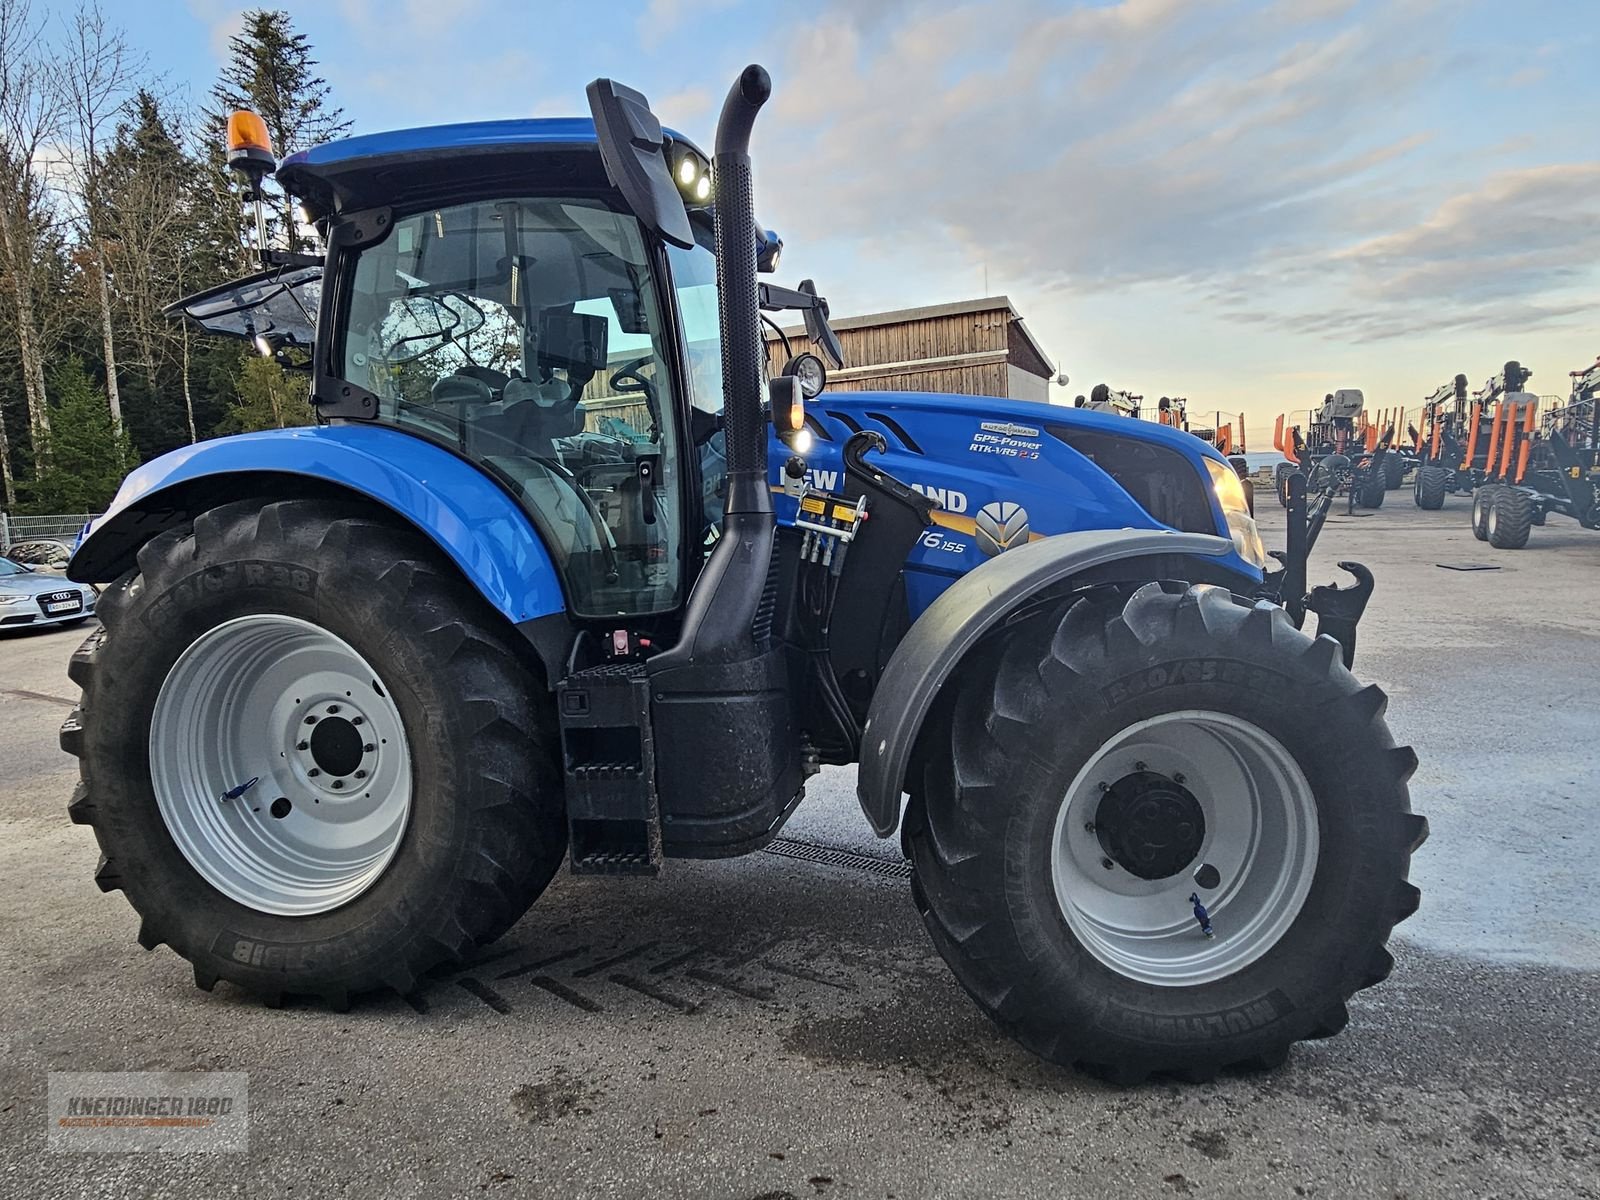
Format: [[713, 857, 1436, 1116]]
[[783, 352, 828, 399], [670, 145, 713, 206]]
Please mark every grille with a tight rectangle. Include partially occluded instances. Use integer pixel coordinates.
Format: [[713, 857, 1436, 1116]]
[[762, 837, 912, 879]]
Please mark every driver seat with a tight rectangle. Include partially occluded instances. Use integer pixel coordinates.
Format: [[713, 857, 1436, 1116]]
[[464, 379, 586, 463]]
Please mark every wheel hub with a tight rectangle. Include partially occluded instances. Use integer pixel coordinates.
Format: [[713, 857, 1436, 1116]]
[[308, 714, 365, 779], [1094, 771, 1206, 880]]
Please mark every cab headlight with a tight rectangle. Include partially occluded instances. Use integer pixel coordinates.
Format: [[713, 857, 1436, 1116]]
[[1203, 457, 1267, 569]]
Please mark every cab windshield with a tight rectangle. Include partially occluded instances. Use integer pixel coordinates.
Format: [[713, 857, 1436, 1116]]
[[341, 197, 686, 616]]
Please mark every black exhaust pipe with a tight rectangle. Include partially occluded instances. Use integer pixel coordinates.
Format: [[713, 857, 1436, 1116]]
[[712, 64, 772, 517], [651, 64, 775, 669]]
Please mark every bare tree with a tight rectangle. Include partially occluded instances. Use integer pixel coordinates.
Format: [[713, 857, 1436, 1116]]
[[0, 0, 63, 468], [55, 1, 142, 437]]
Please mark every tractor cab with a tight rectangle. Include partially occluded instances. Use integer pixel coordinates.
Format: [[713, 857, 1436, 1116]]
[[172, 112, 836, 625]]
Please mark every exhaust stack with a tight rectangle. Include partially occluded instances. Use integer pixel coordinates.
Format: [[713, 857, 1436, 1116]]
[[712, 64, 773, 517]]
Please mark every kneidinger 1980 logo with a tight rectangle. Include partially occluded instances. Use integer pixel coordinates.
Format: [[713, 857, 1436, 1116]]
[[48, 1071, 248, 1152]]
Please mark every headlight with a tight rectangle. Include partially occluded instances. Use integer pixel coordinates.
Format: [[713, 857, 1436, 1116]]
[[1203, 457, 1267, 569], [0, 591, 30, 604]]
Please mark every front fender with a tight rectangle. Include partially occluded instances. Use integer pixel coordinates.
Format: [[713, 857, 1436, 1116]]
[[69, 425, 565, 624], [855, 528, 1234, 836]]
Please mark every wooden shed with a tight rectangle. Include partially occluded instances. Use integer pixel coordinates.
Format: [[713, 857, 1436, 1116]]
[[763, 295, 1055, 402]]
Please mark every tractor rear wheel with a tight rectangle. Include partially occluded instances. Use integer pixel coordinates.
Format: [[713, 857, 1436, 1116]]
[[1471, 486, 1498, 540], [1414, 466, 1448, 510], [905, 584, 1425, 1083], [1383, 455, 1405, 490], [1358, 473, 1386, 509], [1487, 488, 1533, 549], [61, 498, 567, 1006]]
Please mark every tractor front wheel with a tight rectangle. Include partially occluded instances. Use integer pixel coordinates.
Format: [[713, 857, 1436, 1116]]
[[1383, 455, 1405, 490], [61, 499, 567, 1006], [905, 584, 1425, 1082], [1358, 473, 1387, 509]]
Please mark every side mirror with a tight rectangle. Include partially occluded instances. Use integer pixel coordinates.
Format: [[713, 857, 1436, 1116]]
[[798, 279, 844, 368], [586, 78, 694, 250]]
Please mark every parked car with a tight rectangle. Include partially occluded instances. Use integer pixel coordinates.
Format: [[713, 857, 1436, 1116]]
[[0, 555, 96, 630], [3, 539, 73, 568]]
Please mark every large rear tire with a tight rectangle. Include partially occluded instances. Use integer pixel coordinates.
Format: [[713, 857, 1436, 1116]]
[[61, 498, 567, 1006], [1383, 455, 1405, 490], [905, 584, 1425, 1082], [1487, 488, 1533, 549], [1358, 473, 1386, 509], [1414, 466, 1448, 510]]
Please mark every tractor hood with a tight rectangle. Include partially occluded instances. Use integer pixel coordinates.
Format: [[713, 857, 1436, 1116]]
[[769, 390, 1257, 617]]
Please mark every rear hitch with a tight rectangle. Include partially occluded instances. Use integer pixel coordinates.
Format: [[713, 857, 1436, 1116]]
[[1305, 561, 1374, 669]]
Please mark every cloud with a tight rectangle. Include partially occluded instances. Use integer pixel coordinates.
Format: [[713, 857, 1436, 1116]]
[[638, 0, 741, 42], [183, 0, 246, 61], [656, 86, 713, 125], [744, 0, 1596, 347]]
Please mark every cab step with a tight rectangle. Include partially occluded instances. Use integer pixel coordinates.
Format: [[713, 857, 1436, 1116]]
[[557, 662, 661, 877]]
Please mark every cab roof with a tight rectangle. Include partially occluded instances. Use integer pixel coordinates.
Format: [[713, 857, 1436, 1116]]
[[277, 117, 702, 216]]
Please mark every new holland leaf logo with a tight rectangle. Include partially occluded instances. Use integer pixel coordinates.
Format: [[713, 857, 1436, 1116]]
[[975, 501, 1030, 556]]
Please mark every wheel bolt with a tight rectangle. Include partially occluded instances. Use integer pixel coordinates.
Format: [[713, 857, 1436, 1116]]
[[308, 768, 321, 777], [1134, 761, 1147, 771], [1173, 772, 1186, 785], [1101, 857, 1115, 871], [332, 780, 344, 790], [363, 743, 375, 753], [1083, 821, 1096, 833], [305, 716, 317, 724], [327, 704, 341, 714], [351, 716, 363, 726], [297, 741, 309, 751], [355, 770, 367, 779], [1097, 781, 1109, 792]]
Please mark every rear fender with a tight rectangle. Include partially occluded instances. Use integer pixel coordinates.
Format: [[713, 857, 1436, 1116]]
[[855, 528, 1235, 836], [68, 425, 566, 624]]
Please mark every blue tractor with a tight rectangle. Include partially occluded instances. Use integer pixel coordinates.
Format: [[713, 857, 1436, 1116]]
[[60, 67, 1424, 1082]]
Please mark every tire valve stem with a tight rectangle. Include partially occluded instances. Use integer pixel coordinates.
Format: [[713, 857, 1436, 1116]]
[[220, 776, 260, 804], [1189, 893, 1215, 939]]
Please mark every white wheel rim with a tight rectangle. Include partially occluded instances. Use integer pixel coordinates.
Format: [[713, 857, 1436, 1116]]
[[149, 614, 413, 916], [1050, 711, 1320, 987]]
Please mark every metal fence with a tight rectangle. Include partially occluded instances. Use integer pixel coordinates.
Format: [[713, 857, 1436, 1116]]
[[0, 512, 98, 554]]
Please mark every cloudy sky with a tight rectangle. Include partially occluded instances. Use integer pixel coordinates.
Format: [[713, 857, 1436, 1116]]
[[124, 0, 1600, 442]]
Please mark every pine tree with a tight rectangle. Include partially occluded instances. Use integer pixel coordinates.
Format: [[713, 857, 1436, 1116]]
[[214, 353, 313, 434], [21, 355, 133, 513], [203, 9, 349, 255]]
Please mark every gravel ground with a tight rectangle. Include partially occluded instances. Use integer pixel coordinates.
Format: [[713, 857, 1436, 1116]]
[[1, 494, 1596, 1199]]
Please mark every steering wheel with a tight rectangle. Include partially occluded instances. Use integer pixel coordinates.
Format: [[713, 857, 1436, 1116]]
[[608, 356, 661, 439]]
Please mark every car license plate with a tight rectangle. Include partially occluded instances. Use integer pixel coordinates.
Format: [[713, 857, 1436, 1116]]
[[44, 598, 81, 614]]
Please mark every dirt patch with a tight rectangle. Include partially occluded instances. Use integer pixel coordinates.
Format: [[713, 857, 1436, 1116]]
[[1185, 1128, 1232, 1160], [509, 1067, 602, 1124]]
